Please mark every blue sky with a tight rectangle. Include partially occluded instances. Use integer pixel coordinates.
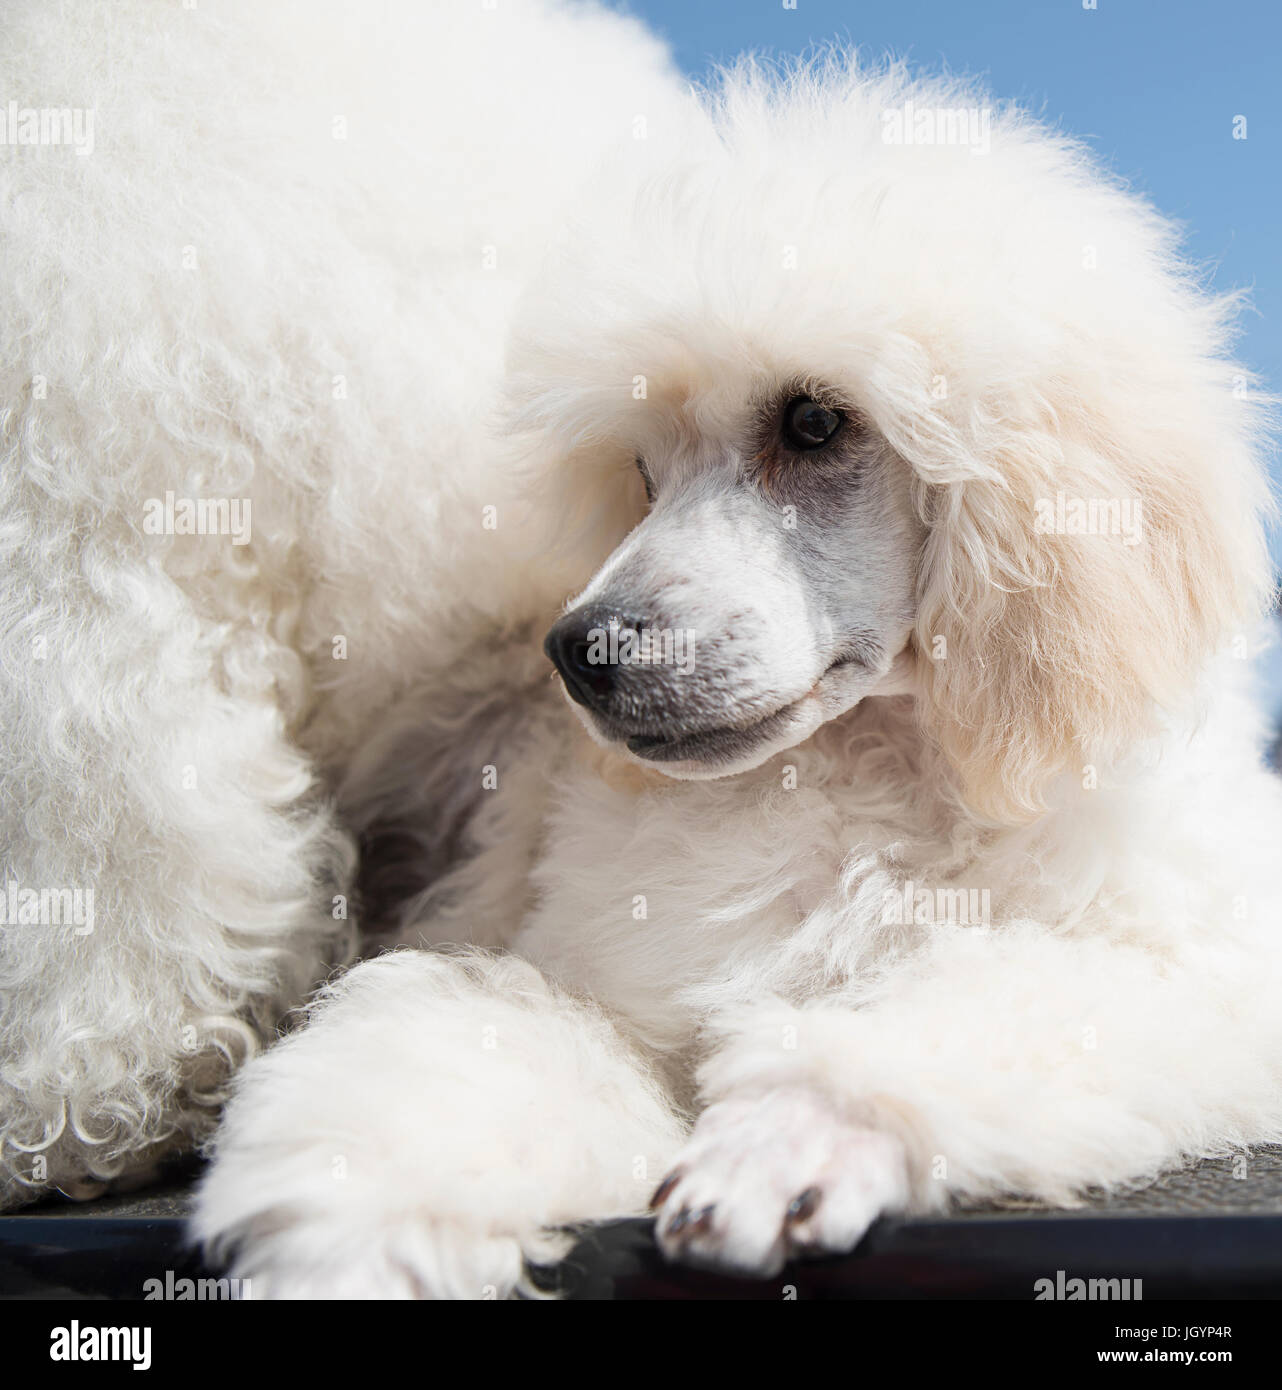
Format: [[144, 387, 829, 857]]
[[613, 0, 1282, 556]]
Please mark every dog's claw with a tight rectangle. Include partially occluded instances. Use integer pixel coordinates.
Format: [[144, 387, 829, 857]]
[[649, 1172, 680, 1210], [690, 1204, 715, 1233], [652, 1094, 909, 1275], [785, 1186, 822, 1224], [662, 1200, 716, 1244]]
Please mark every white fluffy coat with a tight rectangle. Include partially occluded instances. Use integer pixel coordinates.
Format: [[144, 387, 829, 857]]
[[2, 1, 1280, 1299]]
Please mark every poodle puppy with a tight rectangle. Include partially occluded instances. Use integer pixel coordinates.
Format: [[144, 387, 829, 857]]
[[4, 1, 1281, 1299], [195, 9, 1282, 1295]]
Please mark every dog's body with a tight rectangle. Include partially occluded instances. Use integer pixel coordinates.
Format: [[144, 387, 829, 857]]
[[0, 0, 676, 1206], [4, 1, 1282, 1297]]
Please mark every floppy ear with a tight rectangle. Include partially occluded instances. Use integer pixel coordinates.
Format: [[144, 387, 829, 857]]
[[909, 359, 1274, 825]]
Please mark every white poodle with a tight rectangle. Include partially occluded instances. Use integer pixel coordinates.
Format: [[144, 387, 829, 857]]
[[3, 1, 1280, 1298]]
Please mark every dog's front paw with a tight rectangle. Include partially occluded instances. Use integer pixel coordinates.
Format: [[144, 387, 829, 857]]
[[651, 1089, 908, 1278]]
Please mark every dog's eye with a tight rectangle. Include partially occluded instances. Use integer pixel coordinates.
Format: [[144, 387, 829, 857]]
[[635, 455, 655, 504], [782, 397, 843, 450]]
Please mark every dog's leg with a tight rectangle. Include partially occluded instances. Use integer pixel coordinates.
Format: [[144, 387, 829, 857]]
[[653, 925, 1282, 1276], [193, 948, 686, 1298]]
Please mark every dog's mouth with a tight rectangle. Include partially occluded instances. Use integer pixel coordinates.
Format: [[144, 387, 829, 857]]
[[616, 652, 870, 769]]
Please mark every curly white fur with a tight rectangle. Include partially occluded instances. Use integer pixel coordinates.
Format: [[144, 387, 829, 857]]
[[4, 0, 1281, 1299], [0, 0, 676, 1201]]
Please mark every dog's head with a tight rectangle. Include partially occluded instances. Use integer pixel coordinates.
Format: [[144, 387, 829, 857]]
[[509, 57, 1273, 822], [539, 372, 922, 777]]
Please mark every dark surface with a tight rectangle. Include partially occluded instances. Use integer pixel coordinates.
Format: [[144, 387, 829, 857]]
[[3, 1149, 1282, 1299]]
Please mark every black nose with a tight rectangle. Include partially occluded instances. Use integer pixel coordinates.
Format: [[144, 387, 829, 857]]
[[543, 607, 647, 712]]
